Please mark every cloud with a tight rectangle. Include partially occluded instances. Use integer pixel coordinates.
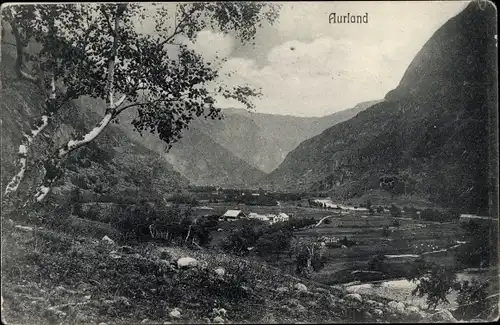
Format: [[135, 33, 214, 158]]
[[181, 30, 235, 63], [214, 36, 415, 116]]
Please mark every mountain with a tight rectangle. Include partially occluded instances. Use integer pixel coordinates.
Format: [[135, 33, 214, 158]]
[[99, 97, 380, 187], [0, 47, 189, 208], [266, 1, 497, 213], [193, 100, 382, 173]]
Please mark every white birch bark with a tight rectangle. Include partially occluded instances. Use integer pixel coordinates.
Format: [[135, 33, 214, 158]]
[[33, 8, 126, 204]]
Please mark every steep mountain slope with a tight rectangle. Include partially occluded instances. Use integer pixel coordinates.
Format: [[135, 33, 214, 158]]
[[89, 103, 266, 188], [0, 48, 188, 208], [193, 100, 382, 173], [98, 96, 379, 186], [267, 1, 497, 213]]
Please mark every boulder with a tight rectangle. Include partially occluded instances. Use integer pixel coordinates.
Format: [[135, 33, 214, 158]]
[[101, 235, 115, 245], [363, 311, 372, 319], [341, 245, 348, 249], [431, 309, 457, 323], [177, 257, 198, 269], [405, 306, 420, 317], [214, 268, 225, 277], [314, 287, 329, 293], [344, 293, 363, 303], [213, 316, 224, 323], [294, 283, 308, 292], [169, 308, 181, 319], [213, 308, 227, 317], [388, 301, 405, 314], [373, 309, 383, 317], [275, 287, 289, 294]]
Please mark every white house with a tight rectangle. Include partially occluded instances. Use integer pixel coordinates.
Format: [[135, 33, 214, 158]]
[[222, 210, 247, 221], [269, 212, 290, 225], [248, 213, 271, 222]]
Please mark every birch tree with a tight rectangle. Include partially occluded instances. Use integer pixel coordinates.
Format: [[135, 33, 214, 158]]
[[1, 2, 280, 205]]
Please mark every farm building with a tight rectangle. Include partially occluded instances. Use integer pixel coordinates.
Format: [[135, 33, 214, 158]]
[[221, 210, 247, 221], [248, 213, 271, 222], [270, 212, 290, 224]]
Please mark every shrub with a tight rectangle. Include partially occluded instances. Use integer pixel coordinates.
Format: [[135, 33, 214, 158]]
[[376, 206, 384, 214], [392, 219, 401, 227], [389, 204, 402, 217], [368, 254, 389, 273], [455, 279, 493, 320], [409, 264, 458, 310], [456, 220, 496, 268], [382, 226, 390, 237]]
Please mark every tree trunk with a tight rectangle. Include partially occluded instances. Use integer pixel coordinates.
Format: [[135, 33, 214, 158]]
[[33, 112, 114, 202]]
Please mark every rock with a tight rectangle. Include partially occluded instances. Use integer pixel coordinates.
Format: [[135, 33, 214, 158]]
[[431, 309, 457, 323], [314, 287, 329, 293], [98, 323, 108, 325], [109, 251, 121, 259], [366, 299, 378, 306], [202, 318, 211, 323], [295, 303, 307, 313], [373, 309, 383, 317], [5, 219, 14, 227], [169, 307, 181, 319], [363, 311, 372, 319], [214, 268, 225, 277], [163, 322, 172, 325], [344, 293, 363, 303], [388, 301, 405, 314], [213, 316, 224, 323], [118, 245, 134, 253], [141, 319, 150, 323], [341, 245, 348, 249], [84, 295, 91, 300], [213, 308, 227, 317], [177, 257, 198, 269], [102, 235, 115, 245], [217, 228, 223, 232], [15, 225, 33, 232], [275, 287, 289, 294], [405, 306, 420, 316], [294, 283, 308, 292]]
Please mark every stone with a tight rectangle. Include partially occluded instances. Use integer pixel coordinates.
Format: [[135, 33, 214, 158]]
[[118, 245, 134, 253], [169, 307, 181, 319], [214, 268, 225, 277], [405, 306, 420, 316], [102, 235, 115, 245], [388, 301, 405, 314], [373, 309, 383, 317], [202, 318, 211, 323], [314, 287, 329, 293], [363, 311, 372, 319], [344, 293, 363, 303], [141, 318, 150, 323], [275, 287, 289, 294], [213, 316, 224, 323], [177, 257, 198, 269], [366, 299, 378, 306], [341, 245, 348, 249], [295, 303, 307, 313], [431, 309, 457, 323], [213, 308, 227, 317], [294, 283, 308, 292]]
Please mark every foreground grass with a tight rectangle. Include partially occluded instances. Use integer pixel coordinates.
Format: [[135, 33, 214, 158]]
[[1, 219, 440, 325]]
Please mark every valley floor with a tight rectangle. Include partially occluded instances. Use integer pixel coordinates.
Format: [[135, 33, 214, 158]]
[[1, 219, 457, 325]]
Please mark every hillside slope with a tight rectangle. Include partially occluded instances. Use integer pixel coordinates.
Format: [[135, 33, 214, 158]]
[[194, 100, 382, 173], [267, 1, 497, 213], [0, 48, 188, 209]]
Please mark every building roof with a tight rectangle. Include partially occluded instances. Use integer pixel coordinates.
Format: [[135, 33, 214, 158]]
[[278, 213, 290, 218], [223, 210, 244, 217]]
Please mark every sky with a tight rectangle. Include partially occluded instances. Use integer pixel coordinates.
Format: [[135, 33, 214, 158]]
[[144, 1, 471, 117]]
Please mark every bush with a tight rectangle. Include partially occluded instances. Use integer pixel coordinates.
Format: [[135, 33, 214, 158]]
[[409, 264, 458, 310], [382, 226, 390, 237], [389, 204, 402, 217], [376, 206, 384, 214], [368, 254, 388, 273], [454, 279, 490, 320], [392, 219, 401, 227], [456, 220, 496, 268], [420, 208, 459, 223]]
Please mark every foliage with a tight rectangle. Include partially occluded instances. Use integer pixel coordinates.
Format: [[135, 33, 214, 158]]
[[382, 225, 390, 237], [255, 230, 292, 258], [1, 2, 280, 203], [389, 204, 402, 217], [368, 254, 389, 273], [455, 279, 492, 320], [409, 264, 459, 310], [420, 208, 459, 222], [392, 219, 401, 227], [456, 220, 496, 268]]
